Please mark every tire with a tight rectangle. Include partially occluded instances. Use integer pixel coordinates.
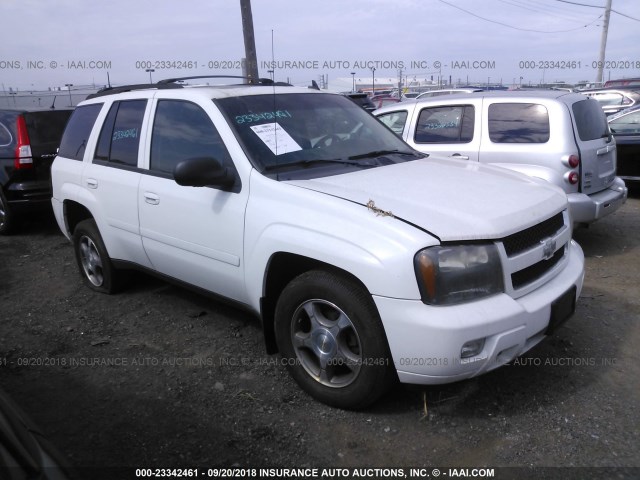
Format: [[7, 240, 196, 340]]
[[274, 269, 396, 409], [0, 190, 14, 235], [72, 219, 123, 294]]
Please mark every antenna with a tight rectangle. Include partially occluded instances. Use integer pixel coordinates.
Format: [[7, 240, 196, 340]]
[[271, 29, 278, 156], [50, 95, 57, 109]]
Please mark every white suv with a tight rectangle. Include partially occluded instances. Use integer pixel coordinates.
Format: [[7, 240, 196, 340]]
[[374, 91, 628, 225], [52, 78, 585, 409]]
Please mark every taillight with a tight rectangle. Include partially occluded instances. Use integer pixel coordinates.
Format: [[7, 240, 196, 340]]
[[567, 154, 580, 168], [565, 171, 579, 185], [14, 115, 33, 170]]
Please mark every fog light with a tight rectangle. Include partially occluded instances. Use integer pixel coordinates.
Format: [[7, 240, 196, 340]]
[[461, 338, 485, 359]]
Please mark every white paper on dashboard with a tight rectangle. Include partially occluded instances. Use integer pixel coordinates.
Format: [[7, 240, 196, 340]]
[[250, 122, 302, 155]]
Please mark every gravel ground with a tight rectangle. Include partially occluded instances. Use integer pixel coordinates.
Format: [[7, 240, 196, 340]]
[[0, 195, 639, 480]]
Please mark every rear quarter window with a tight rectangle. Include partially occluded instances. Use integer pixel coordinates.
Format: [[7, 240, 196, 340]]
[[58, 104, 103, 160], [488, 103, 550, 143], [572, 99, 609, 141]]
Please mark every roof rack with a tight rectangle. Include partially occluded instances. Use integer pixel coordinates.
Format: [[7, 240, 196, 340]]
[[157, 75, 291, 86], [86, 82, 182, 99], [85, 75, 293, 100]]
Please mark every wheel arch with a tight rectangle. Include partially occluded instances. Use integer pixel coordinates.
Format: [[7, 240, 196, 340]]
[[63, 200, 94, 237], [260, 252, 373, 354]]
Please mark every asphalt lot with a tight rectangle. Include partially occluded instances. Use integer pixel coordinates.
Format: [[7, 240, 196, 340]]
[[0, 193, 639, 480]]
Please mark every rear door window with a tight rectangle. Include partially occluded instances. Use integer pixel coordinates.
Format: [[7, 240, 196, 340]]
[[415, 105, 474, 143], [572, 99, 609, 141], [488, 103, 550, 143], [94, 100, 147, 167], [58, 103, 103, 161]]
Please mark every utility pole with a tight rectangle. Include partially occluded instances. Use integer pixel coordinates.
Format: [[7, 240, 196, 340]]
[[596, 0, 612, 85], [240, 0, 259, 83]]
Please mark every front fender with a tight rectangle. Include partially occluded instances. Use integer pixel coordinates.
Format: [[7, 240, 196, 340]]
[[243, 172, 437, 312]]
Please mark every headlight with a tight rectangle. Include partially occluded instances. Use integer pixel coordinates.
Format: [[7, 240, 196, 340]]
[[414, 244, 504, 305]]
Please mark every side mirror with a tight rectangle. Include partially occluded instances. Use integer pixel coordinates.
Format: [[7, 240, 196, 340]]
[[173, 157, 235, 188]]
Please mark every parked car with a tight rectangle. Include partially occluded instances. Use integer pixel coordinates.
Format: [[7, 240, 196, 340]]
[[608, 105, 640, 186], [374, 90, 628, 225], [580, 87, 640, 116], [416, 88, 483, 99], [0, 108, 73, 234], [370, 96, 402, 109], [52, 77, 584, 409], [401, 91, 422, 100], [342, 92, 376, 112], [604, 77, 640, 88], [0, 386, 75, 480]]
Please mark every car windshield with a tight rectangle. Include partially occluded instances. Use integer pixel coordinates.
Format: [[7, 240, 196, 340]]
[[216, 93, 420, 178]]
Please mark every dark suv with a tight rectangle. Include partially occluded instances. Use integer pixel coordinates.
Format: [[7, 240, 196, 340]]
[[0, 108, 73, 234]]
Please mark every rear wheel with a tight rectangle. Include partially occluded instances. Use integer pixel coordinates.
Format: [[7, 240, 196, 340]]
[[72, 219, 123, 294], [275, 270, 395, 409], [0, 190, 14, 235]]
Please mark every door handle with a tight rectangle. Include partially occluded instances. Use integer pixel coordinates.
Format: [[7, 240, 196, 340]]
[[597, 145, 614, 156], [144, 192, 160, 205], [450, 154, 470, 160], [86, 178, 98, 189]]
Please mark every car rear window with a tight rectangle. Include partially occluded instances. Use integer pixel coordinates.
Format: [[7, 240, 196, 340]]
[[58, 104, 103, 161], [24, 110, 73, 157], [572, 99, 609, 141], [0, 122, 11, 147], [488, 103, 550, 143]]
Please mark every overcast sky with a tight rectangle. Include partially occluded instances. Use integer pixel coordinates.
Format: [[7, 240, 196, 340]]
[[1, 0, 639, 92]]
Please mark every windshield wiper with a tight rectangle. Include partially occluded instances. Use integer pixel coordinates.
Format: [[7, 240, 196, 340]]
[[264, 158, 376, 171], [348, 149, 421, 160]]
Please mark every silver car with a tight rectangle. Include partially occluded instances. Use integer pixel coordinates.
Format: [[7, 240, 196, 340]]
[[416, 88, 483, 99], [580, 87, 640, 116], [375, 90, 628, 224]]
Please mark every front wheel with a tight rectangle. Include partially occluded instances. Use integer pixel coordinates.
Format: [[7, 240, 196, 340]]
[[275, 270, 396, 409], [72, 219, 123, 294]]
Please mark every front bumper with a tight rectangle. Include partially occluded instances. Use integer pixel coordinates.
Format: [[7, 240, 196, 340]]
[[568, 177, 627, 224], [374, 240, 585, 384]]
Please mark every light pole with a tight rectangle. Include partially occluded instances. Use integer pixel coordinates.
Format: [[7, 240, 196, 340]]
[[146, 68, 155, 83], [351, 72, 356, 92], [371, 67, 376, 96], [65, 84, 73, 107]]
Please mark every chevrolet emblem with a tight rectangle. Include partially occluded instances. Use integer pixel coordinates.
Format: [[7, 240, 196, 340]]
[[541, 238, 556, 260]]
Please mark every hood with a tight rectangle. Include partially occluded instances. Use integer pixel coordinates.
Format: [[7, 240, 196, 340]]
[[285, 157, 567, 241]]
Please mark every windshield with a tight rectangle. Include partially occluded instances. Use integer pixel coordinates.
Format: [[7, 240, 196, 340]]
[[216, 93, 420, 178]]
